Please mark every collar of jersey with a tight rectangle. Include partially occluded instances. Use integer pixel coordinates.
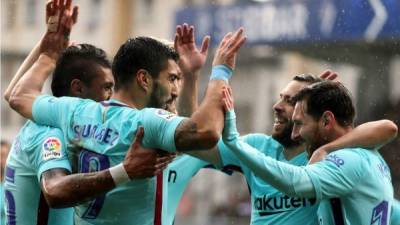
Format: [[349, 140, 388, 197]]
[[101, 99, 131, 108]]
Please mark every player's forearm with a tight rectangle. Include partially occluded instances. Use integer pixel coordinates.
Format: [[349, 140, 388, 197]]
[[4, 40, 42, 102], [175, 67, 230, 151], [9, 54, 56, 119], [177, 71, 199, 117], [322, 120, 398, 152], [229, 140, 316, 198], [42, 169, 115, 208]]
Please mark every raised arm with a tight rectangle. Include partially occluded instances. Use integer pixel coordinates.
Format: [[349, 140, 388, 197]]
[[308, 120, 398, 164], [40, 127, 172, 208], [8, 0, 78, 119], [174, 23, 209, 116], [174, 28, 246, 151], [4, 1, 78, 102]]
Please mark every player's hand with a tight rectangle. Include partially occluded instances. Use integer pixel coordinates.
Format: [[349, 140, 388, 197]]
[[222, 87, 240, 144], [212, 28, 246, 70], [308, 146, 329, 164], [175, 23, 210, 76], [319, 70, 339, 82], [222, 86, 234, 113], [123, 127, 174, 179], [41, 0, 79, 60]]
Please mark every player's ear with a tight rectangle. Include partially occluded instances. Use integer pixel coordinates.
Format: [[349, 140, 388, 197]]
[[136, 69, 152, 93], [321, 111, 335, 128], [70, 79, 84, 97]]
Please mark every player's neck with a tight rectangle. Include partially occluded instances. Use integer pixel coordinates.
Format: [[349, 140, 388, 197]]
[[283, 144, 305, 161], [112, 89, 143, 109]]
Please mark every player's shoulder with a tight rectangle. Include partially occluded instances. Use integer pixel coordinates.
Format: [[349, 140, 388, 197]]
[[18, 120, 63, 150], [141, 108, 179, 121], [324, 147, 370, 171]]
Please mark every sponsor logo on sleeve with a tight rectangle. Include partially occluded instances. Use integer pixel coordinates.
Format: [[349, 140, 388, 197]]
[[42, 137, 62, 160], [155, 109, 176, 121], [326, 154, 344, 167]]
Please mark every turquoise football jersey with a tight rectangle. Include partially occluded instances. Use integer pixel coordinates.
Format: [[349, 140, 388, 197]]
[[3, 121, 73, 225], [1, 182, 5, 225], [305, 148, 393, 225], [391, 200, 400, 225], [218, 134, 318, 225], [161, 155, 212, 225], [32, 96, 185, 225]]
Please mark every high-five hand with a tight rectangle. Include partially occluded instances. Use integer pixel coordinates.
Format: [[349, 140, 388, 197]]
[[41, 0, 79, 59], [175, 23, 210, 75], [212, 28, 246, 70]]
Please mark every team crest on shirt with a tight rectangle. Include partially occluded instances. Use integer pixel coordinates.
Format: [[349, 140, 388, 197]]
[[42, 137, 62, 160], [155, 109, 176, 121]]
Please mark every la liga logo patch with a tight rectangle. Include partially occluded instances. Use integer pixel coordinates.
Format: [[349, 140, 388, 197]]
[[155, 109, 176, 121], [42, 137, 62, 160]]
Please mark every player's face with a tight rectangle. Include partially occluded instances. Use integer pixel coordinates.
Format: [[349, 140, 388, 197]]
[[148, 59, 181, 112], [292, 100, 325, 154], [272, 80, 307, 147], [82, 66, 114, 102]]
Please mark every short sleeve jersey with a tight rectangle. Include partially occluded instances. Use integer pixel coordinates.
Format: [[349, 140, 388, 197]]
[[32, 95, 185, 225], [3, 120, 73, 225], [218, 134, 318, 225], [305, 148, 393, 225]]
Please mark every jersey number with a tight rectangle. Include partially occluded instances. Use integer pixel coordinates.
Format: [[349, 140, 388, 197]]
[[5, 190, 16, 225], [370, 200, 389, 225], [79, 149, 110, 219]]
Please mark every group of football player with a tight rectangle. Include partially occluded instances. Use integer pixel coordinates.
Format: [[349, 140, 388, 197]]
[[2, 0, 399, 225]]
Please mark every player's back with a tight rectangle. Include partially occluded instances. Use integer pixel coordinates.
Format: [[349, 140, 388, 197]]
[[4, 121, 73, 225], [32, 96, 185, 224], [317, 148, 393, 225]]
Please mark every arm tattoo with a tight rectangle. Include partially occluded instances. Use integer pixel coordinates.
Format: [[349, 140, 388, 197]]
[[175, 119, 203, 151]]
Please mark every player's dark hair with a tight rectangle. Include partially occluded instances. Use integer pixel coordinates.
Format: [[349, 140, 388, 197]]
[[292, 81, 355, 127], [51, 44, 111, 97], [112, 36, 179, 90], [292, 74, 322, 84]]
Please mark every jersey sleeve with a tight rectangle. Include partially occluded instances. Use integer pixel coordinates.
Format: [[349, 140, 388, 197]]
[[391, 199, 400, 225], [217, 134, 263, 172], [32, 95, 81, 130], [139, 108, 185, 152], [33, 128, 72, 181], [217, 139, 242, 169], [304, 149, 367, 201]]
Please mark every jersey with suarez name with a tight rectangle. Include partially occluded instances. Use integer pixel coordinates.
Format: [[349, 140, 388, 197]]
[[218, 133, 318, 225], [32, 95, 185, 225], [305, 148, 393, 225], [3, 120, 73, 225]]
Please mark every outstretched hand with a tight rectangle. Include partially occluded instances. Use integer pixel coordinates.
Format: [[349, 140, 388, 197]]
[[222, 87, 240, 144], [212, 28, 246, 70], [41, 0, 79, 59], [123, 127, 174, 179], [175, 23, 210, 75]]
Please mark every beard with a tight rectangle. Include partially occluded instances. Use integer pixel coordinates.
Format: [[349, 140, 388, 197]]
[[148, 81, 168, 109], [271, 120, 302, 148]]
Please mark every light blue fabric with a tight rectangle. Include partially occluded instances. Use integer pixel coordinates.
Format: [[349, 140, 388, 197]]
[[32, 96, 186, 224], [218, 111, 318, 225], [210, 65, 233, 82], [4, 121, 73, 225]]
